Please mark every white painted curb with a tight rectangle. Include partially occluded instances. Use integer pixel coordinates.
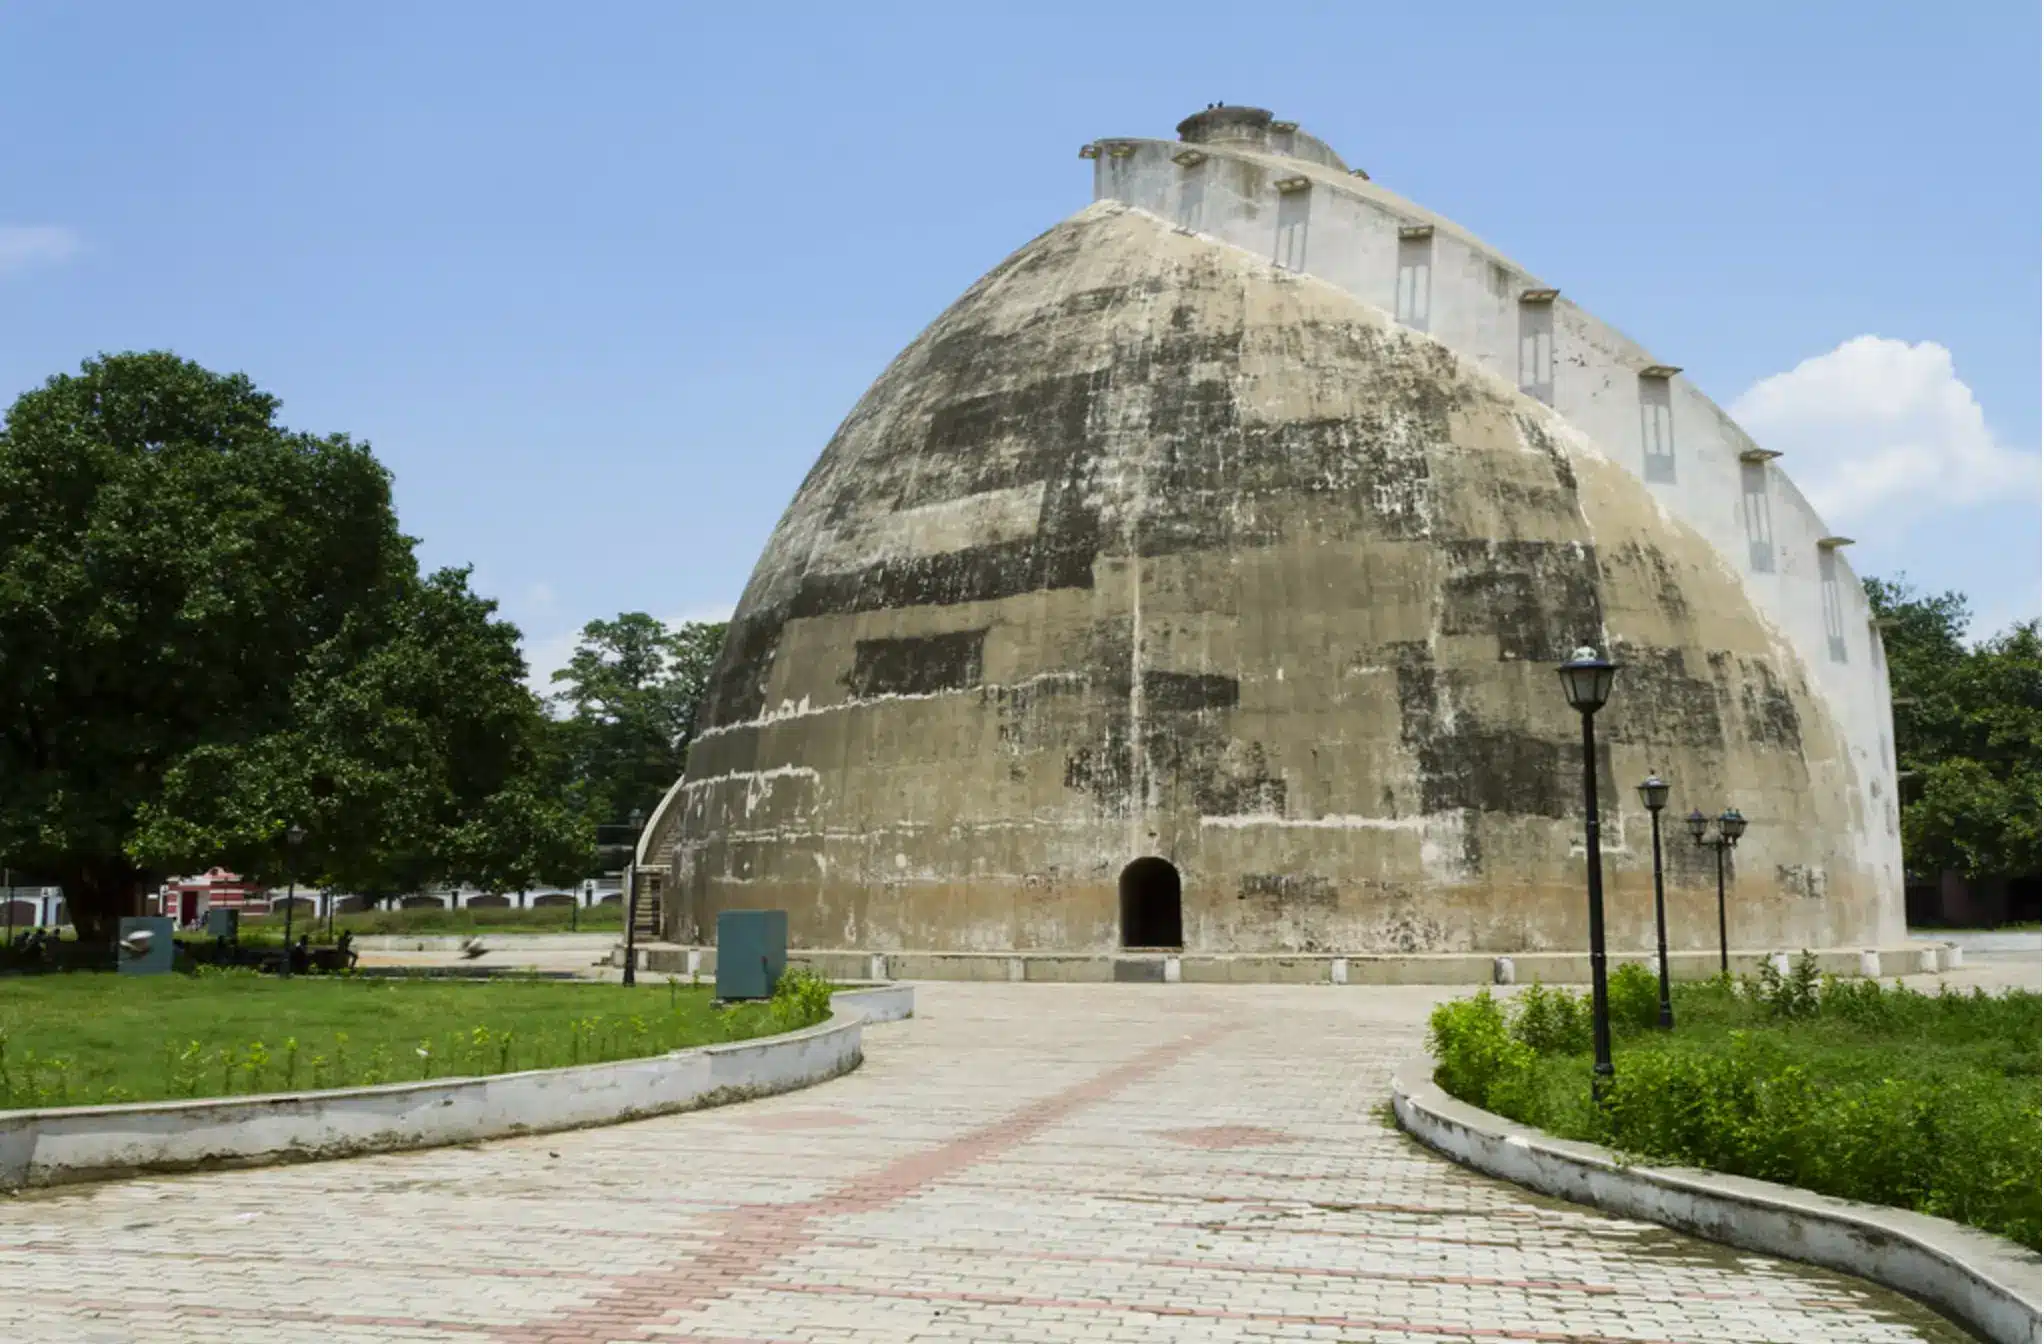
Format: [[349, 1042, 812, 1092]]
[[0, 986, 912, 1191], [831, 983, 914, 1023], [1390, 1056, 2041, 1344]]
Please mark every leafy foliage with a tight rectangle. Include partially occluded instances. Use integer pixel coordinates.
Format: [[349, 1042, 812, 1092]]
[[769, 965, 837, 1032], [549, 613, 726, 828], [0, 353, 590, 937], [1605, 962, 1663, 1031], [1506, 981, 1593, 1055], [1867, 576, 2041, 881], [1424, 991, 1537, 1113], [1754, 950, 1822, 1018], [1427, 975, 2043, 1248]]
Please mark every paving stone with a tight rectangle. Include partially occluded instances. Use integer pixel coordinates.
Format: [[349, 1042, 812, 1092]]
[[0, 983, 1982, 1341]]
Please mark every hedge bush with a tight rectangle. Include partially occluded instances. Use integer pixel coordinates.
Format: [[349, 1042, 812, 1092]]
[[1425, 959, 2042, 1249]]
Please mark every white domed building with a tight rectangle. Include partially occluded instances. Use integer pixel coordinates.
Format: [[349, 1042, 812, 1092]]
[[635, 106, 1902, 959]]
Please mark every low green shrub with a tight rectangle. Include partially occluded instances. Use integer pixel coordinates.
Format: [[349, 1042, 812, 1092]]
[[1425, 991, 1535, 1114], [1507, 982, 1591, 1055], [1606, 962, 1662, 1030], [769, 966, 836, 1031], [1755, 950, 1822, 1018], [1424, 975, 2043, 1249]]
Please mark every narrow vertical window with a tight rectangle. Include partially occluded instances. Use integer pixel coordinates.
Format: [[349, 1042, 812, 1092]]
[[1274, 181, 1310, 272], [1176, 174, 1205, 232], [1395, 227, 1432, 331], [1740, 459, 1775, 573], [1172, 149, 1206, 233], [1819, 540, 1853, 663], [1639, 371, 1677, 483], [1517, 292, 1556, 404]]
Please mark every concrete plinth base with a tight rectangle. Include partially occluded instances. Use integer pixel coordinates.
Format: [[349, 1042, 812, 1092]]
[[622, 943, 1953, 985]]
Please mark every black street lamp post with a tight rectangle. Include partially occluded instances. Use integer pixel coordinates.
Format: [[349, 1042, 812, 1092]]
[[1637, 776, 1673, 1029], [1557, 646, 1620, 1100], [281, 824, 306, 979], [622, 808, 645, 988], [1687, 807, 1747, 974]]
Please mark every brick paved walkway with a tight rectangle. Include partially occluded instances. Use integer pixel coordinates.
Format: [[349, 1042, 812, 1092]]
[[0, 984, 1975, 1342]]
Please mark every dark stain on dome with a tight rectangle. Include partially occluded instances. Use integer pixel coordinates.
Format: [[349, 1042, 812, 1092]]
[[1239, 872, 1337, 907], [1739, 658, 1804, 751], [1610, 540, 1694, 626], [846, 630, 987, 699], [1601, 646, 1725, 749], [1396, 657, 1613, 822], [1438, 539, 1604, 663], [1144, 671, 1240, 713]]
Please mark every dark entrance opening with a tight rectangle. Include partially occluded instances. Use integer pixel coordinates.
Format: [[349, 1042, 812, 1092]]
[[1119, 857, 1183, 949]]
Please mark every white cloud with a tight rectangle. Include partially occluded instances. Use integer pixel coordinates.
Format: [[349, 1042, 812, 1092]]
[[0, 225, 81, 278], [522, 627, 584, 697], [1730, 336, 2037, 526]]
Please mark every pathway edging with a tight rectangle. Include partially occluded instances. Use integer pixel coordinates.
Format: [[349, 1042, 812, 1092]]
[[0, 986, 911, 1191], [1390, 1055, 2042, 1344]]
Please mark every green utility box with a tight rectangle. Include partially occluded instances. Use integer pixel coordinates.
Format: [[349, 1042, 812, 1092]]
[[715, 909, 787, 1001], [204, 908, 240, 942], [117, 916, 176, 976]]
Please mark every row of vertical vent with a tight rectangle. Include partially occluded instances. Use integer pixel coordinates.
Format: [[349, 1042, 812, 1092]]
[[1098, 145, 1866, 669]]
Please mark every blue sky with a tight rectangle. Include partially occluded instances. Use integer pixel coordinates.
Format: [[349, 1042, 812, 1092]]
[[3, 1, 2038, 686]]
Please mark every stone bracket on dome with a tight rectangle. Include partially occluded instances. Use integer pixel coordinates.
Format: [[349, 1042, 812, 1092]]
[[1638, 364, 1682, 379], [1274, 175, 1311, 194], [1271, 120, 1300, 132], [1518, 288, 1559, 305], [1817, 536, 1856, 549], [1172, 148, 1208, 167], [1739, 448, 1783, 463], [1397, 223, 1434, 240], [1078, 143, 1100, 159]]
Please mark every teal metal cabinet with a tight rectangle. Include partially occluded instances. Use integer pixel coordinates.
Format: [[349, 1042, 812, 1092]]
[[715, 909, 787, 1000]]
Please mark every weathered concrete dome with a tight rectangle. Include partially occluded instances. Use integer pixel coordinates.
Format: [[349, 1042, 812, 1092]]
[[656, 198, 1884, 955]]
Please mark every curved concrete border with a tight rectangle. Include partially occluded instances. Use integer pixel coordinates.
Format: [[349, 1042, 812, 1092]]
[[1390, 1056, 2041, 1344], [830, 983, 914, 1023], [0, 985, 913, 1192]]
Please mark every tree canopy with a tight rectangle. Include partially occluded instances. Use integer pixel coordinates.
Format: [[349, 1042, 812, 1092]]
[[550, 613, 726, 832], [1867, 576, 2041, 882], [0, 352, 590, 939]]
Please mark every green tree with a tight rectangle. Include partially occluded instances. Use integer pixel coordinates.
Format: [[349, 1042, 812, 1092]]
[[1867, 576, 2041, 882], [0, 352, 590, 940], [551, 614, 726, 828], [131, 568, 595, 904]]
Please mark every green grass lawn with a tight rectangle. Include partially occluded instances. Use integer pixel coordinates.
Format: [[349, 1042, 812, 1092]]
[[0, 971, 825, 1109], [1428, 961, 2042, 1248]]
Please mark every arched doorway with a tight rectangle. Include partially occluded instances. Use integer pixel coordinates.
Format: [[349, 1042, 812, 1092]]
[[1119, 857, 1183, 949]]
